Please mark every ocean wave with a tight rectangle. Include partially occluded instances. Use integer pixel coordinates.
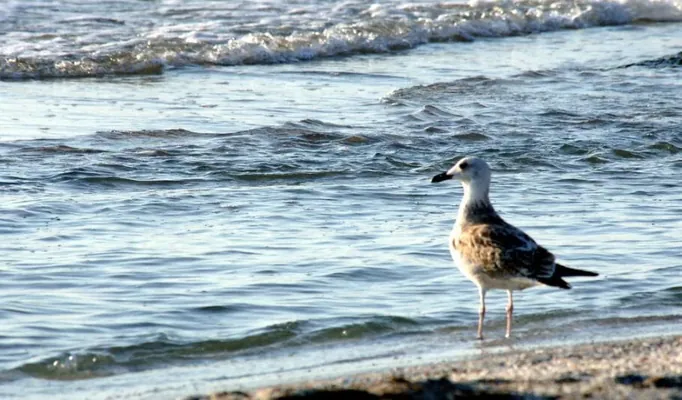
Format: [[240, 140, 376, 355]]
[[19, 145, 107, 154], [2, 0, 681, 80], [0, 56, 164, 80], [4, 124, 393, 189], [11, 316, 418, 380], [621, 51, 682, 68], [619, 285, 682, 308], [384, 76, 510, 102], [95, 128, 209, 140]]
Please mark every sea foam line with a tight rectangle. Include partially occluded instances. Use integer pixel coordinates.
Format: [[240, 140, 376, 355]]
[[1, 0, 681, 79]]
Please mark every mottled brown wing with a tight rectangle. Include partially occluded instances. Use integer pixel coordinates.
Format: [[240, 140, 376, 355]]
[[456, 223, 556, 279]]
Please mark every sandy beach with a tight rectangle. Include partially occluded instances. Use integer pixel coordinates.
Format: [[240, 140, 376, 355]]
[[190, 335, 682, 399]]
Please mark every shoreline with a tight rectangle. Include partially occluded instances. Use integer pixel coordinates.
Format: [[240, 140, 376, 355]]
[[190, 334, 682, 399]]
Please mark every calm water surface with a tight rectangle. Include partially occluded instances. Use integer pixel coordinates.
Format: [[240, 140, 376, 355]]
[[1, 0, 682, 399]]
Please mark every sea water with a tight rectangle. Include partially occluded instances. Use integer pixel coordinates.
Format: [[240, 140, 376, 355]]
[[1, 1, 682, 399]]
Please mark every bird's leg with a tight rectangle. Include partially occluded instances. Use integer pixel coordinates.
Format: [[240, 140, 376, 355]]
[[477, 287, 486, 340], [505, 290, 514, 338]]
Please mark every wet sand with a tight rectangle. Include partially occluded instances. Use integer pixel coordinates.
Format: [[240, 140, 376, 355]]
[[190, 335, 682, 399]]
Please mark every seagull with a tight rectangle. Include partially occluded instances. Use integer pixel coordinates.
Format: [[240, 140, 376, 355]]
[[431, 156, 598, 339]]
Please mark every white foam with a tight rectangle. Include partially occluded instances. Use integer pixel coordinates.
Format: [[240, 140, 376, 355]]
[[1, 0, 681, 79], [180, 0, 681, 66]]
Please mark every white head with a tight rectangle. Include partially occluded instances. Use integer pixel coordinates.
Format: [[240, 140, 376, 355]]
[[431, 156, 492, 201]]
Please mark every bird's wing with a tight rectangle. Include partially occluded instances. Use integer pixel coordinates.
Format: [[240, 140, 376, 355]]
[[455, 223, 556, 279]]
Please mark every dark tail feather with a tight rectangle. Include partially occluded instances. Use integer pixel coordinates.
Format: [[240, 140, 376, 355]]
[[537, 264, 598, 290], [555, 263, 599, 277], [537, 276, 571, 290]]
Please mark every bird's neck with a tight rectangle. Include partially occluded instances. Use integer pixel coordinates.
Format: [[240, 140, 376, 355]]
[[454, 180, 499, 230]]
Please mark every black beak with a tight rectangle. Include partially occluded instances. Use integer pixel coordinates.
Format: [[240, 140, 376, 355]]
[[431, 172, 452, 183]]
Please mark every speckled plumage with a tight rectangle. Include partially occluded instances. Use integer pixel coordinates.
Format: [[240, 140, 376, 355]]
[[454, 222, 556, 282], [432, 156, 598, 339]]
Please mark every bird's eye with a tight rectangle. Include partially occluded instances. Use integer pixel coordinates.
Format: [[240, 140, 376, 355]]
[[459, 161, 468, 170]]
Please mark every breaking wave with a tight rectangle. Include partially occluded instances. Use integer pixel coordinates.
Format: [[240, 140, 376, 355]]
[[2, 0, 681, 79]]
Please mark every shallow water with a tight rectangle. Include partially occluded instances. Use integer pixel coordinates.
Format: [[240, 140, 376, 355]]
[[1, 0, 682, 399]]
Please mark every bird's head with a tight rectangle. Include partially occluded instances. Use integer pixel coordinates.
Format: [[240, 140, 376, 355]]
[[431, 156, 491, 185]]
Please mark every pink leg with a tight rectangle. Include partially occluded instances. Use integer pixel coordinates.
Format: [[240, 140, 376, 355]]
[[477, 288, 486, 340], [505, 290, 514, 338]]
